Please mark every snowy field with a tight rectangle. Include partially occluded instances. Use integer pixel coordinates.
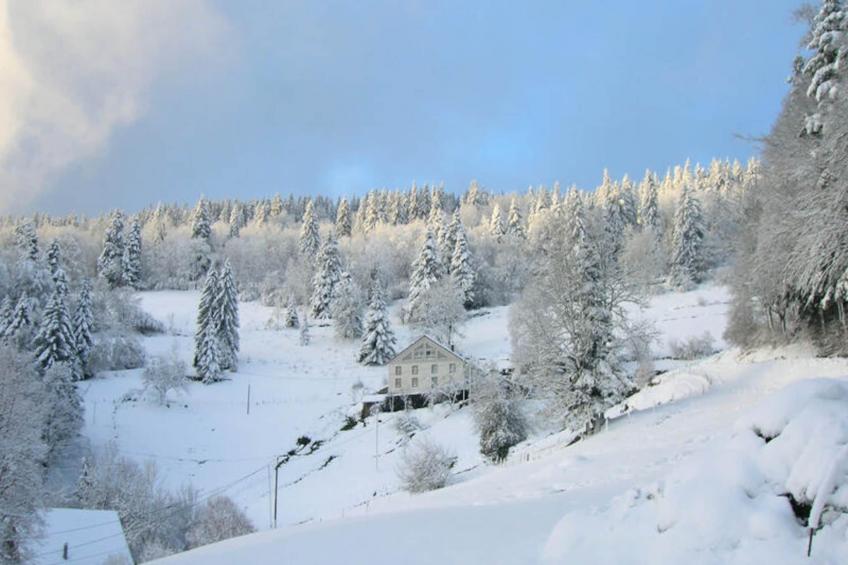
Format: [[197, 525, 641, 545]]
[[75, 285, 848, 563]]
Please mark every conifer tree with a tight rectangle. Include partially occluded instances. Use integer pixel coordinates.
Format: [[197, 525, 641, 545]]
[[405, 230, 444, 322], [299, 312, 311, 346], [3, 294, 31, 340], [440, 210, 461, 267], [0, 296, 12, 336], [216, 260, 240, 371], [73, 280, 94, 378], [490, 204, 506, 239], [804, 0, 847, 104], [46, 239, 62, 279], [619, 175, 638, 227], [450, 222, 476, 308], [33, 286, 75, 371], [284, 295, 300, 328], [407, 183, 421, 221], [270, 194, 284, 216], [506, 198, 526, 239], [358, 279, 396, 365], [331, 272, 363, 339], [310, 232, 342, 319], [122, 219, 143, 290], [229, 203, 244, 238], [191, 197, 212, 242], [637, 170, 661, 235], [97, 211, 125, 288], [387, 192, 407, 225], [335, 198, 352, 237], [669, 186, 706, 289], [362, 192, 380, 235], [196, 322, 223, 384], [299, 200, 321, 256], [602, 183, 627, 258], [14, 221, 39, 261], [193, 269, 220, 370]]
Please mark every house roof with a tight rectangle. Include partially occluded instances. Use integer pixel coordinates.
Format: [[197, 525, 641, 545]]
[[31, 508, 132, 565], [388, 335, 466, 365]]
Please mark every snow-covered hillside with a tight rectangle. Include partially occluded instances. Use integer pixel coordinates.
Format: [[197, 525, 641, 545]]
[[75, 285, 848, 563]]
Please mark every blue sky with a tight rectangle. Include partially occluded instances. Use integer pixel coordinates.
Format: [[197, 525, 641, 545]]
[[12, 1, 806, 214]]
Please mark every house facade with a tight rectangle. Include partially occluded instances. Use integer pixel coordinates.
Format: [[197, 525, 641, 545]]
[[387, 335, 468, 397]]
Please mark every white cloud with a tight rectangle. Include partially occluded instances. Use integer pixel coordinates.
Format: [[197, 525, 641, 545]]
[[0, 0, 229, 213]]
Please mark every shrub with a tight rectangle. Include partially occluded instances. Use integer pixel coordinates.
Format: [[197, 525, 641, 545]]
[[186, 496, 255, 550], [472, 371, 527, 463], [142, 347, 188, 405], [88, 335, 146, 373], [668, 332, 716, 360], [397, 438, 456, 493]]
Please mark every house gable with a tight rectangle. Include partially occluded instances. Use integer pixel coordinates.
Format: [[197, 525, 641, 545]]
[[390, 335, 464, 366]]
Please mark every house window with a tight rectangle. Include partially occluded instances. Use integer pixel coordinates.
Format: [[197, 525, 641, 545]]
[[394, 377, 402, 388], [431, 364, 438, 374], [425, 349, 432, 357], [411, 377, 419, 388], [431, 376, 438, 387], [395, 366, 402, 376], [449, 363, 456, 374], [411, 365, 418, 375]]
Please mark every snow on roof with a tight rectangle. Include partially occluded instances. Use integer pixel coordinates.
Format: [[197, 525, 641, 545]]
[[32, 508, 132, 565], [390, 335, 467, 364]]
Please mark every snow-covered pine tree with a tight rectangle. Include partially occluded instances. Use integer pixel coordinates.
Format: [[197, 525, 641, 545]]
[[33, 286, 75, 371], [41, 361, 84, 457], [330, 272, 363, 339], [191, 197, 212, 242], [489, 204, 506, 240], [0, 296, 12, 336], [270, 194, 284, 217], [506, 198, 526, 239], [284, 295, 300, 328], [450, 221, 476, 308], [253, 201, 271, 225], [602, 182, 628, 258], [620, 175, 638, 227], [229, 203, 244, 238], [803, 0, 847, 106], [336, 198, 352, 237], [299, 200, 321, 256], [46, 239, 62, 279], [193, 269, 220, 371], [97, 211, 125, 288], [358, 279, 396, 365], [122, 219, 143, 290], [216, 260, 240, 371], [14, 221, 39, 261], [440, 210, 461, 268], [637, 170, 661, 235], [196, 321, 223, 384], [405, 230, 444, 323], [407, 183, 421, 220], [669, 185, 706, 289], [73, 280, 94, 379], [3, 294, 31, 340], [387, 192, 407, 225], [362, 191, 380, 235], [310, 232, 342, 319], [472, 370, 527, 463], [299, 312, 311, 346]]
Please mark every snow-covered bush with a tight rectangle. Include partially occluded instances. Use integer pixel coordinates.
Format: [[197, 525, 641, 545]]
[[88, 335, 146, 372], [397, 438, 457, 493], [472, 371, 527, 463], [186, 496, 255, 550], [393, 411, 423, 437], [143, 347, 188, 405], [668, 332, 715, 360]]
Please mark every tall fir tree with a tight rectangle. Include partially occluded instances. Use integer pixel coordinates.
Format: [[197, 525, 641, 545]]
[[14, 221, 39, 261], [216, 260, 240, 371], [0, 296, 12, 336], [358, 279, 396, 365], [405, 230, 444, 322], [33, 286, 75, 371], [299, 312, 311, 346], [450, 222, 476, 308], [191, 197, 212, 242], [335, 198, 352, 237], [193, 269, 220, 370], [229, 203, 244, 238], [506, 198, 526, 239], [310, 232, 342, 319], [299, 199, 321, 256], [46, 239, 62, 279], [804, 0, 847, 105], [122, 219, 143, 290], [637, 170, 661, 235], [284, 295, 300, 328], [331, 272, 363, 339], [97, 211, 125, 288], [490, 204, 506, 239], [669, 185, 706, 289], [73, 280, 94, 379], [3, 294, 31, 340], [196, 321, 223, 384]]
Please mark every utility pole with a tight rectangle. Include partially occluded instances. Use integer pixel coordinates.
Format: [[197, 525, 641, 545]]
[[246, 384, 251, 415], [371, 404, 381, 471], [273, 455, 285, 528]]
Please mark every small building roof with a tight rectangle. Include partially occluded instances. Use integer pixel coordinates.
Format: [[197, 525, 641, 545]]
[[31, 508, 133, 565], [388, 335, 466, 365]]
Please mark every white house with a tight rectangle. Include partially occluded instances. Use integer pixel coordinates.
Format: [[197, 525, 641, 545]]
[[31, 508, 133, 565], [387, 335, 468, 397]]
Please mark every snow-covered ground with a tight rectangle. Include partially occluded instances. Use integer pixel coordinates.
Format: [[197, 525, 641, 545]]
[[76, 284, 848, 563]]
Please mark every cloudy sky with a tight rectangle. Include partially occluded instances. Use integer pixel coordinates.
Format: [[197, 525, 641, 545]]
[[1, 0, 804, 215]]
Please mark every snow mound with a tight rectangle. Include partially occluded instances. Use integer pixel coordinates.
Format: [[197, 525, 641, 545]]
[[609, 370, 711, 418], [544, 378, 848, 564]]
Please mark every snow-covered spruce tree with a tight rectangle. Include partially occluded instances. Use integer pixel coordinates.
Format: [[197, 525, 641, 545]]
[[46, 239, 62, 279], [0, 295, 12, 336], [196, 321, 223, 384], [330, 272, 363, 339], [74, 280, 94, 378], [358, 279, 396, 365], [33, 285, 75, 371], [228, 203, 244, 238], [388, 191, 407, 225], [50, 246, 70, 298], [97, 211, 125, 288], [668, 185, 706, 289], [362, 191, 381, 235], [14, 221, 39, 261], [216, 260, 240, 371], [472, 369, 527, 463], [310, 232, 342, 319], [637, 170, 662, 235], [284, 295, 300, 328], [191, 197, 212, 242], [440, 210, 461, 269], [299, 199, 321, 256], [450, 221, 476, 308], [299, 312, 311, 346], [506, 198, 526, 239], [3, 293, 31, 340], [41, 361, 83, 459], [270, 193, 284, 217], [803, 0, 847, 128], [405, 230, 444, 323], [122, 218, 143, 290], [619, 175, 638, 227], [193, 268, 219, 372], [335, 198, 352, 237], [510, 196, 632, 434], [489, 204, 506, 239]]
